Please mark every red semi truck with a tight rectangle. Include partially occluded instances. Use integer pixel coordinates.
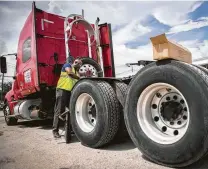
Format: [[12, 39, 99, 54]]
[[2, 2, 208, 168]]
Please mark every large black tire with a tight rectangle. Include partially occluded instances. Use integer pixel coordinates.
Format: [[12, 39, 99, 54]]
[[3, 102, 18, 126], [124, 59, 208, 167], [70, 80, 120, 148], [113, 82, 129, 141], [80, 57, 103, 77], [193, 64, 208, 74]]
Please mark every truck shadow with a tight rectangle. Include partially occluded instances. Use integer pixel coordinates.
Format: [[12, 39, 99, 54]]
[[101, 138, 136, 151], [17, 119, 53, 130], [141, 154, 208, 169], [180, 155, 208, 169]]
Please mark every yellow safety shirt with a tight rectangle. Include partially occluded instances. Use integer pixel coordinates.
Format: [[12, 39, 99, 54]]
[[57, 63, 78, 91]]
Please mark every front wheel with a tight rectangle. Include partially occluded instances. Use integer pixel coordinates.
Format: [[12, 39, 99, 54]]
[[125, 60, 208, 167], [3, 102, 18, 126]]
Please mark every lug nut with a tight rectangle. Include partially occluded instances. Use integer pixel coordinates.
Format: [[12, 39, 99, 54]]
[[166, 97, 170, 101], [152, 104, 157, 109], [177, 121, 182, 125], [154, 116, 159, 122], [170, 121, 174, 125], [183, 115, 187, 120], [173, 95, 178, 100], [156, 93, 162, 98], [162, 126, 167, 132], [184, 107, 187, 111], [174, 130, 179, 135], [180, 99, 184, 104], [91, 119, 94, 123], [89, 103, 92, 106]]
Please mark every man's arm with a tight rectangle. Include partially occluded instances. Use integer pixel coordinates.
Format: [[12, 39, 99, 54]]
[[65, 67, 80, 80]]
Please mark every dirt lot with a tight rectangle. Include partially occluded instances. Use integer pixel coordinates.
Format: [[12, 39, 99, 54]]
[[0, 111, 208, 169]]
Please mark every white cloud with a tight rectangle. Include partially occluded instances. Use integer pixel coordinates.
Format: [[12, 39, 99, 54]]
[[48, 1, 63, 14], [179, 40, 208, 60], [114, 43, 153, 77], [152, 1, 202, 26], [49, 1, 203, 28], [189, 1, 204, 13], [113, 20, 151, 45], [168, 17, 208, 34]]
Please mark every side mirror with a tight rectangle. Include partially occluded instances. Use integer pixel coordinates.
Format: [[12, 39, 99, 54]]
[[0, 57, 7, 73]]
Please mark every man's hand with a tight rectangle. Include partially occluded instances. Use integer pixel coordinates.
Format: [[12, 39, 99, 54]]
[[65, 67, 80, 80], [68, 72, 80, 80]]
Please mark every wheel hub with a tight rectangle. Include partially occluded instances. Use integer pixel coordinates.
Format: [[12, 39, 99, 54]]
[[137, 83, 190, 144], [79, 64, 98, 77], [75, 93, 97, 132], [161, 101, 183, 121], [88, 104, 96, 126]]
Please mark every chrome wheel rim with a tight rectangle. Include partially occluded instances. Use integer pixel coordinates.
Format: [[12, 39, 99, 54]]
[[137, 83, 190, 144], [79, 64, 98, 77], [75, 93, 97, 133]]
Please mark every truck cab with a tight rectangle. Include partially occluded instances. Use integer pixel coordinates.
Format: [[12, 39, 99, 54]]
[[2, 2, 115, 124]]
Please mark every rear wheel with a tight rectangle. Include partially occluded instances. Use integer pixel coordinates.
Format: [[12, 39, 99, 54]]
[[125, 60, 208, 167], [113, 82, 129, 141], [3, 102, 18, 126], [70, 80, 120, 148]]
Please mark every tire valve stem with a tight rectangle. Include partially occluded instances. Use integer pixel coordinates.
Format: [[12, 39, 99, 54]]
[[166, 88, 171, 92]]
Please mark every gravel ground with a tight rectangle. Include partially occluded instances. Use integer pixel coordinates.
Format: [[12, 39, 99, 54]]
[[0, 111, 208, 169]]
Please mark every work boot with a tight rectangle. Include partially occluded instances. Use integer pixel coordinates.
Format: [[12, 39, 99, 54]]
[[53, 130, 61, 138]]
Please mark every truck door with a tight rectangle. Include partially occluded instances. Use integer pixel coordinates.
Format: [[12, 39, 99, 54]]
[[16, 10, 39, 96]]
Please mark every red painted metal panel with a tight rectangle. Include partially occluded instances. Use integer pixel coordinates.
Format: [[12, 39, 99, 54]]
[[35, 10, 98, 86], [14, 7, 38, 97], [99, 24, 115, 77]]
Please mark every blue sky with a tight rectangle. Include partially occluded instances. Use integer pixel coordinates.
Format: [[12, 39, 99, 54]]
[[0, 1, 208, 78]]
